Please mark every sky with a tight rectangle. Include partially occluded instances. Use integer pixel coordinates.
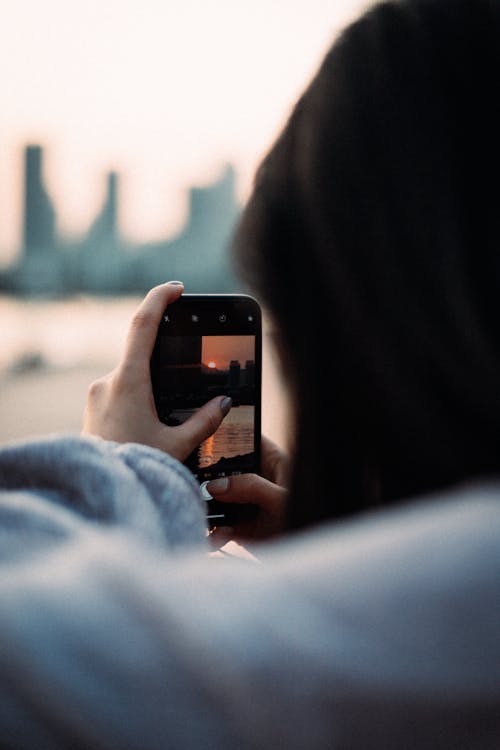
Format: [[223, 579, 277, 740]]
[[0, 0, 368, 263], [202, 335, 254, 370]]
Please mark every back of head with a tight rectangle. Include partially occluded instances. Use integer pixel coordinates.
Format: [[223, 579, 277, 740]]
[[234, 0, 500, 529]]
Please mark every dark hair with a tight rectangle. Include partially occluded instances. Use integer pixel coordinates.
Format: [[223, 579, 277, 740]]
[[234, 0, 500, 530]]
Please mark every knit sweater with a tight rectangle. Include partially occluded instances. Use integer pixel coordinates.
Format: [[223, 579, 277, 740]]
[[0, 434, 498, 749]]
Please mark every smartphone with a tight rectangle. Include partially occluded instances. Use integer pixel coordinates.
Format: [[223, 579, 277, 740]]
[[151, 294, 262, 527]]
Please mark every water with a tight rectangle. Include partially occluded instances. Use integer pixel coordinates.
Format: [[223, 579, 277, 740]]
[[172, 405, 254, 467], [0, 294, 142, 370], [200, 405, 254, 465], [0, 294, 288, 448]]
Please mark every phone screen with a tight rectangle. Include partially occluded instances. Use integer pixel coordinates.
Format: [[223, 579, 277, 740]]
[[151, 295, 261, 524]]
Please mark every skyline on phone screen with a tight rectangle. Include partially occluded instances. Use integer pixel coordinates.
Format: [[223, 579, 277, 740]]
[[154, 334, 257, 478]]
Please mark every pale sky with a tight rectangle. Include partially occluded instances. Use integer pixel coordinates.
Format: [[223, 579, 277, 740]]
[[0, 0, 368, 263]]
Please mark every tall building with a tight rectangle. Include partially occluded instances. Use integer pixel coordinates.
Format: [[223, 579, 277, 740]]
[[243, 360, 255, 387], [7, 145, 241, 295], [228, 359, 241, 389], [22, 145, 56, 256], [78, 171, 123, 291], [188, 164, 237, 234], [87, 171, 119, 243], [133, 164, 240, 292]]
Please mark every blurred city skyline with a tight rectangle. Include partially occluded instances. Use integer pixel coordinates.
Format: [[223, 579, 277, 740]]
[[0, 0, 368, 262], [0, 143, 240, 294]]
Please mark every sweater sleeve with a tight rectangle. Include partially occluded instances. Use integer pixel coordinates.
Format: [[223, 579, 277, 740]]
[[0, 433, 207, 559], [0, 438, 499, 750]]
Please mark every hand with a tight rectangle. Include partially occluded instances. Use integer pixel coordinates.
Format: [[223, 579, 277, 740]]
[[82, 282, 232, 460], [208, 436, 289, 545]]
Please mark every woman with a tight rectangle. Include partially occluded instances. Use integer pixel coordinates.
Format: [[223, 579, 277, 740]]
[[1, 1, 499, 747], [86, 0, 500, 540]]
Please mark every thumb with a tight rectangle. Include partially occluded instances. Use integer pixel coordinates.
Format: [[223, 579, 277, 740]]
[[207, 473, 287, 512], [175, 396, 232, 457]]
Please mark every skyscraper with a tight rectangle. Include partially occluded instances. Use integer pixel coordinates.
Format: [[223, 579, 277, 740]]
[[79, 171, 123, 291], [87, 171, 119, 243], [244, 360, 255, 387], [228, 360, 241, 389], [22, 145, 56, 256]]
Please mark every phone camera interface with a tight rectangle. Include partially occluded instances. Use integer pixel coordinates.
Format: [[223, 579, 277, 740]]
[[152, 296, 261, 496], [153, 333, 257, 481]]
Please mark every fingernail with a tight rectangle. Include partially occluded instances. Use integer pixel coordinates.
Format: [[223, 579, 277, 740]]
[[220, 396, 232, 416], [166, 280, 184, 286], [207, 477, 230, 494]]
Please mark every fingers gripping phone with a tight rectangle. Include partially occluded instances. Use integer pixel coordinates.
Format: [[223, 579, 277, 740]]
[[151, 294, 262, 528]]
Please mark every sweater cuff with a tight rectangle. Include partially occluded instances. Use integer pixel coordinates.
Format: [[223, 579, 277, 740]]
[[0, 433, 207, 553]]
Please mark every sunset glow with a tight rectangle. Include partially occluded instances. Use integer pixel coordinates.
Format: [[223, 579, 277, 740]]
[[202, 336, 254, 371]]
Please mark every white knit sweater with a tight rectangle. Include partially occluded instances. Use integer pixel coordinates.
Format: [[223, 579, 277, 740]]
[[0, 434, 498, 749]]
